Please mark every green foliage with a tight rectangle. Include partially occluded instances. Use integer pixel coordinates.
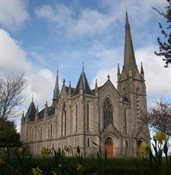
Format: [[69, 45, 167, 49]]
[[0, 147, 32, 175], [90, 141, 107, 175], [0, 118, 22, 147]]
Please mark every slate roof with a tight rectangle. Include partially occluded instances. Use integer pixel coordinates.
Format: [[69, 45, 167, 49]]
[[27, 101, 36, 121], [72, 71, 94, 96]]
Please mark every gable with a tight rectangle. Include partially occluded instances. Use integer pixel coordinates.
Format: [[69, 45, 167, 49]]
[[99, 80, 120, 99], [133, 68, 142, 81], [120, 70, 128, 82]]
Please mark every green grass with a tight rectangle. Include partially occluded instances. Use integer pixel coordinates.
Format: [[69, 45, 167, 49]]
[[29, 156, 135, 174]]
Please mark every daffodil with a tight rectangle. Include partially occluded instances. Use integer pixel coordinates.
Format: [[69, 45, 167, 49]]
[[41, 147, 50, 156], [52, 171, 57, 175], [140, 144, 150, 156], [64, 146, 70, 152], [18, 147, 24, 154], [0, 159, 4, 164], [154, 131, 166, 144], [76, 163, 83, 171], [32, 166, 42, 175]]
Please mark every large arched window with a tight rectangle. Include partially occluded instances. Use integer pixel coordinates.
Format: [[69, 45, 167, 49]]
[[103, 98, 113, 127], [61, 103, 66, 135]]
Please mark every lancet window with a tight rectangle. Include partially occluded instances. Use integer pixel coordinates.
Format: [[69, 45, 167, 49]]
[[86, 103, 89, 131], [48, 122, 53, 138], [61, 103, 66, 135], [103, 98, 113, 127]]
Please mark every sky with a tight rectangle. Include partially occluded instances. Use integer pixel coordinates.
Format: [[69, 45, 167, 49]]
[[0, 0, 171, 132]]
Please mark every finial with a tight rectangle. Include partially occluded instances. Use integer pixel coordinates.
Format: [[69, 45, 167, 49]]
[[82, 62, 84, 72], [107, 74, 110, 80], [63, 79, 65, 85], [125, 6, 127, 13], [32, 95, 34, 102]]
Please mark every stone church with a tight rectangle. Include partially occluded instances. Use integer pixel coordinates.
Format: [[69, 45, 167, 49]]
[[20, 13, 150, 157]]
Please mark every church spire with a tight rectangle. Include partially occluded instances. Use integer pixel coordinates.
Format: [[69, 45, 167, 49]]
[[123, 12, 137, 72], [52, 70, 60, 106], [53, 70, 60, 100]]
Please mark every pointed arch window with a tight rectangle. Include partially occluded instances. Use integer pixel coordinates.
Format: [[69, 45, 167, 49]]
[[103, 98, 113, 127], [38, 125, 43, 140], [124, 108, 127, 133], [87, 138, 90, 147], [61, 103, 66, 135], [48, 122, 53, 138], [87, 103, 89, 131], [75, 104, 77, 132], [30, 127, 33, 141]]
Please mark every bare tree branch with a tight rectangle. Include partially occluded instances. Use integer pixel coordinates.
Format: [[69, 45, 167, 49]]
[[0, 73, 28, 119]]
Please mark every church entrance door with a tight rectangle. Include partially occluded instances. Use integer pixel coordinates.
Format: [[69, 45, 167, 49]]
[[105, 137, 113, 157]]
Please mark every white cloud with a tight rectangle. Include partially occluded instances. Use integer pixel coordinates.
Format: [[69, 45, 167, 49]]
[[91, 67, 117, 89], [35, 2, 117, 37], [34, 1, 166, 38], [0, 0, 30, 31], [0, 29, 32, 76], [135, 46, 171, 100], [0, 28, 56, 117]]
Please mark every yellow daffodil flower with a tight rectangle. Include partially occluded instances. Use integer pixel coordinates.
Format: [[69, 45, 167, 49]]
[[18, 147, 24, 154], [32, 166, 42, 175], [0, 159, 4, 164], [41, 147, 50, 156], [76, 163, 83, 171], [52, 171, 57, 175], [140, 144, 150, 156], [64, 146, 70, 152], [154, 131, 166, 144]]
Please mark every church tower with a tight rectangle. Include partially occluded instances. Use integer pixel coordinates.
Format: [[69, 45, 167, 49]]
[[117, 13, 149, 156]]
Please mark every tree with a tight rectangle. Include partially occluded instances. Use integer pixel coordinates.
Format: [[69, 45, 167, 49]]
[[153, 0, 171, 68], [142, 99, 171, 136], [0, 118, 22, 147], [0, 73, 27, 119]]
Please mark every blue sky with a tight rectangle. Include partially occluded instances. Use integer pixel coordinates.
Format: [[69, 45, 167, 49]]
[[0, 0, 171, 131]]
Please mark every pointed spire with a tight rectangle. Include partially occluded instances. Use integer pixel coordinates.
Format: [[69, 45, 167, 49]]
[[72, 64, 94, 96], [82, 62, 84, 72], [117, 63, 120, 75], [44, 101, 48, 118], [80, 75, 84, 91], [53, 70, 60, 100], [21, 111, 25, 123], [69, 81, 71, 95], [95, 79, 98, 93], [35, 105, 39, 120], [123, 12, 137, 72], [140, 62, 144, 74]]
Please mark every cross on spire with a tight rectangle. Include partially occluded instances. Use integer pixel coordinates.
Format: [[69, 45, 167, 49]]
[[107, 74, 110, 80]]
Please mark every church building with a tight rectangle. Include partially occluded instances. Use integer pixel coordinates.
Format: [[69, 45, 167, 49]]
[[20, 13, 150, 157]]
